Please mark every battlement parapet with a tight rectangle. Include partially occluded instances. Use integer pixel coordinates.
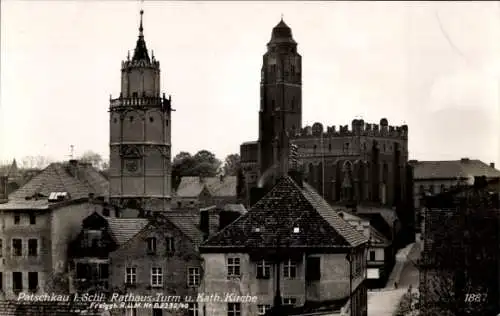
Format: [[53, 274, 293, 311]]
[[291, 118, 408, 139], [109, 93, 172, 110]]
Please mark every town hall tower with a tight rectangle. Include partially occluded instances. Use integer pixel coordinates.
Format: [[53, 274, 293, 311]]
[[109, 10, 173, 211]]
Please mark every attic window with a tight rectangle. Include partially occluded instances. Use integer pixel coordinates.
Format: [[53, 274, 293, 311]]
[[48, 192, 68, 202], [293, 227, 300, 233], [254, 227, 261, 233]]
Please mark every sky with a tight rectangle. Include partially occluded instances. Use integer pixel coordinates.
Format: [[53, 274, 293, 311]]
[[1, 1, 500, 167]]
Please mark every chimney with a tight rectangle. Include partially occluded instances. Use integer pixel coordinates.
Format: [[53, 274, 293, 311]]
[[0, 176, 8, 202], [220, 174, 224, 183], [200, 210, 209, 240], [88, 193, 95, 203], [490, 162, 495, 168], [68, 159, 79, 178], [250, 187, 267, 207], [288, 169, 303, 188], [460, 158, 470, 163]]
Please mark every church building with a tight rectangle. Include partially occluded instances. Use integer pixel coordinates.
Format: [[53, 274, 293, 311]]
[[108, 10, 174, 213], [239, 19, 415, 239]]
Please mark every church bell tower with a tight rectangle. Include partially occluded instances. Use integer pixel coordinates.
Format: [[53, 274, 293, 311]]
[[258, 18, 302, 184], [109, 10, 174, 212]]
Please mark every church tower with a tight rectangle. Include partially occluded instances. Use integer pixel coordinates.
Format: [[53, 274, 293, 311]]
[[258, 18, 302, 183], [109, 10, 173, 212]]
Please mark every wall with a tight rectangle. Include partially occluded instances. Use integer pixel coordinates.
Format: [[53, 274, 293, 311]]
[[109, 221, 202, 316], [201, 248, 366, 316]]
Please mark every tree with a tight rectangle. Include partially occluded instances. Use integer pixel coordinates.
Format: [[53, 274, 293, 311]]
[[79, 151, 105, 170], [171, 150, 222, 190], [20, 155, 52, 169], [223, 153, 240, 176]]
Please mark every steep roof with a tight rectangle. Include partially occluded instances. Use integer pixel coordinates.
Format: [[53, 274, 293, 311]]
[[175, 176, 237, 198], [201, 176, 367, 251], [106, 217, 150, 245], [411, 159, 500, 180], [163, 211, 204, 246], [336, 209, 390, 247], [0, 161, 109, 210]]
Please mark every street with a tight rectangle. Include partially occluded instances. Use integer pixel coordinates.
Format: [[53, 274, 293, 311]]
[[368, 240, 422, 316]]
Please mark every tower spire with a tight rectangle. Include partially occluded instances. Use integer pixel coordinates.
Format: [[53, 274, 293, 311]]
[[139, 9, 144, 37], [132, 6, 150, 63]]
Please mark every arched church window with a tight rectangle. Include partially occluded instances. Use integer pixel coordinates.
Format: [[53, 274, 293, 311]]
[[113, 118, 118, 124], [132, 92, 138, 98], [129, 116, 134, 122], [166, 120, 169, 126], [149, 117, 154, 123], [328, 143, 332, 151]]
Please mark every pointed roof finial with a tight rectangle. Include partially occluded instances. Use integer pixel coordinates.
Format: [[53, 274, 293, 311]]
[[139, 9, 144, 36], [281, 13, 284, 21]]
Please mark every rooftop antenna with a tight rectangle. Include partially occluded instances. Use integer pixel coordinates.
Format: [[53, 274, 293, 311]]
[[281, 13, 284, 21]]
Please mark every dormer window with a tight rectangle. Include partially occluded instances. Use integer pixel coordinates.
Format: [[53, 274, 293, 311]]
[[253, 227, 261, 233], [293, 227, 300, 233], [83, 230, 102, 248]]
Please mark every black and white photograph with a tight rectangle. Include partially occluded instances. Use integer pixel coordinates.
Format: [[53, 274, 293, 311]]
[[1, 1, 500, 315]]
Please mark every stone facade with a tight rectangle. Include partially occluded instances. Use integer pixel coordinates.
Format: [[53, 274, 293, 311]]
[[109, 10, 173, 212]]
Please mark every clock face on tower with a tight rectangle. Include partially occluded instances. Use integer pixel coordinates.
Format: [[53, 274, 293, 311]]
[[125, 159, 139, 173]]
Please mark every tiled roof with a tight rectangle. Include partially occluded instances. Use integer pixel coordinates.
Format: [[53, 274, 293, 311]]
[[163, 211, 204, 246], [411, 159, 500, 180], [106, 217, 150, 245], [336, 209, 390, 246], [356, 205, 399, 229], [2, 161, 108, 210], [201, 176, 367, 250], [175, 176, 237, 198]]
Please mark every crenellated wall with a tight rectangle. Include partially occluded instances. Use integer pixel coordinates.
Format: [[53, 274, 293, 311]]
[[291, 118, 408, 140]]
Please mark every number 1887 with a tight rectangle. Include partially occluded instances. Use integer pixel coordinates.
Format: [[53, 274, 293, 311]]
[[464, 293, 486, 303]]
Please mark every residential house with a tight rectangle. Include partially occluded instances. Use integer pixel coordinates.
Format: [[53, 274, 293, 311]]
[[108, 210, 206, 316], [199, 176, 369, 316], [0, 159, 108, 299], [68, 210, 148, 294], [173, 175, 237, 209], [0, 160, 43, 199], [409, 158, 500, 232], [336, 210, 392, 289]]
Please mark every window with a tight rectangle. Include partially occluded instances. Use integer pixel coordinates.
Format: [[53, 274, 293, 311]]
[[166, 120, 169, 127], [83, 230, 102, 248], [227, 257, 240, 278], [369, 251, 376, 261], [256, 260, 271, 279], [12, 272, 22, 292], [129, 116, 134, 122], [151, 267, 163, 287], [0, 272, 2, 292], [14, 215, 20, 225], [306, 257, 321, 281], [125, 309, 137, 316], [152, 309, 163, 316], [28, 272, 38, 292], [12, 239, 22, 256], [165, 237, 174, 253], [188, 303, 199, 316], [283, 259, 296, 278], [125, 267, 137, 285], [188, 267, 200, 287], [227, 303, 241, 316], [29, 214, 36, 225], [149, 117, 154, 122], [328, 143, 332, 151], [283, 297, 297, 306], [147, 237, 157, 254], [257, 305, 271, 315], [344, 143, 350, 152], [0, 239, 3, 257], [28, 239, 38, 256]]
